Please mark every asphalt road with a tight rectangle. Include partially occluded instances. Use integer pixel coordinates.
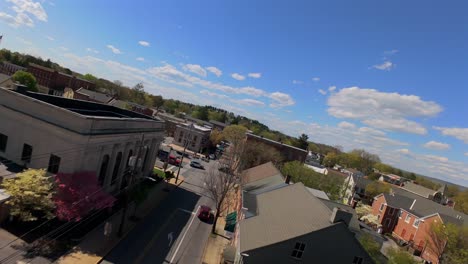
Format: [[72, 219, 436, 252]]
[[101, 159, 218, 264]]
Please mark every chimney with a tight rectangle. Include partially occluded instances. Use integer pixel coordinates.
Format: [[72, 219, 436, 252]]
[[330, 207, 353, 227], [285, 175, 291, 184]]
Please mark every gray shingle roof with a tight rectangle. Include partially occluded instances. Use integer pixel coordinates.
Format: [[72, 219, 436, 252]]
[[242, 162, 283, 186], [318, 198, 361, 232], [306, 187, 330, 200], [240, 183, 334, 252], [0, 73, 11, 84], [75, 88, 114, 103], [401, 182, 439, 198]]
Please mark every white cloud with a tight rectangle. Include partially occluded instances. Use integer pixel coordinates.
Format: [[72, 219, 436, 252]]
[[206, 66, 222, 77], [269, 92, 295, 108], [358, 127, 386, 136], [182, 64, 207, 77], [86, 48, 99, 54], [138, 40, 150, 47], [106, 45, 122, 54], [200, 90, 229, 99], [384, 49, 399, 55], [424, 154, 449, 163], [45, 35, 54, 41], [396, 148, 411, 155], [338, 121, 356, 129], [231, 73, 245, 81], [58, 46, 68, 51], [328, 86, 336, 92], [231, 98, 265, 107], [248, 72, 261, 78], [292, 80, 303, 85], [16, 36, 32, 45], [373, 61, 394, 71], [0, 0, 47, 27], [312, 77, 320, 82], [465, 152, 468, 157], [136, 57, 145, 61], [434, 127, 468, 144], [423, 141, 451, 150], [146, 63, 294, 107], [318, 89, 327, 95], [327, 87, 442, 135]]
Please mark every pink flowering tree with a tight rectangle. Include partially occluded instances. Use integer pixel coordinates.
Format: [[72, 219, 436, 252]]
[[54, 172, 116, 222]]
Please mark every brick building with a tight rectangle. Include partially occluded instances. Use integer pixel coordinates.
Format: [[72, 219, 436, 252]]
[[371, 188, 466, 264]]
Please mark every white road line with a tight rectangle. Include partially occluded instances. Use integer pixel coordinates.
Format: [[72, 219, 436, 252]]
[[169, 205, 200, 263], [178, 208, 196, 215]]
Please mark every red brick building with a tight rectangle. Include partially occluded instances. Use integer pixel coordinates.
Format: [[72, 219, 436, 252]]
[[27, 63, 94, 94], [371, 189, 466, 264]]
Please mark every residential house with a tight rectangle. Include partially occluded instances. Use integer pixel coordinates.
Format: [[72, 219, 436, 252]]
[[245, 133, 308, 163], [0, 73, 15, 89], [236, 183, 373, 264], [73, 88, 114, 104], [0, 87, 164, 193], [371, 188, 466, 264], [400, 182, 449, 205], [342, 168, 365, 178], [173, 123, 211, 153], [379, 173, 406, 186], [304, 161, 328, 175], [343, 174, 374, 206]]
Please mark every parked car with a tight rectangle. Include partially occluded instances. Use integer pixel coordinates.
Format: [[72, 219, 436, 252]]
[[190, 159, 204, 169], [209, 154, 216, 160], [168, 155, 181, 166], [198, 205, 213, 222]]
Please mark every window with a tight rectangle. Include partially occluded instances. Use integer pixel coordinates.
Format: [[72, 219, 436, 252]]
[[291, 242, 306, 259], [141, 146, 149, 172], [111, 152, 123, 185], [98, 155, 110, 186], [21, 144, 33, 163], [0, 133, 7, 152], [388, 207, 394, 215], [405, 214, 411, 223], [47, 154, 61, 174], [384, 218, 392, 227], [398, 210, 403, 218], [377, 214, 381, 220], [379, 203, 385, 211], [413, 219, 421, 228], [353, 256, 363, 264]]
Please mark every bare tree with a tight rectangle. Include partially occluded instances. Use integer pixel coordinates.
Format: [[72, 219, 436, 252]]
[[205, 149, 240, 234]]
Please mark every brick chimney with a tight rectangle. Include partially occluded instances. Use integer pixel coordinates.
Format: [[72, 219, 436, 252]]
[[330, 207, 353, 227], [285, 175, 291, 184]]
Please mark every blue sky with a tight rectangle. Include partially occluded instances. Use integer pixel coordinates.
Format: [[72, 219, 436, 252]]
[[1, 0, 468, 186]]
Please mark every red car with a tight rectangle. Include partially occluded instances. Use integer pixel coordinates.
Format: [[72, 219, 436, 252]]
[[168, 155, 181, 166], [198, 205, 213, 222]]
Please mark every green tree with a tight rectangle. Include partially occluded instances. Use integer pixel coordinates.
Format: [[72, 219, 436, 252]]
[[322, 152, 339, 167], [453, 190, 468, 214], [12, 70, 38, 92], [365, 181, 391, 198], [222, 125, 247, 145], [386, 248, 418, 264], [241, 142, 283, 170], [359, 233, 382, 263], [131, 82, 146, 105], [82, 73, 98, 82], [151, 95, 164, 111], [2, 169, 55, 221], [296, 133, 309, 150], [209, 128, 224, 146]]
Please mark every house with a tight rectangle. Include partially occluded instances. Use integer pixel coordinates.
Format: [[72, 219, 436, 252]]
[[108, 99, 154, 117], [236, 183, 374, 264], [245, 133, 308, 163], [73, 88, 114, 104], [304, 162, 328, 175], [400, 182, 448, 205], [173, 123, 211, 153], [0, 73, 15, 89], [379, 173, 406, 186], [342, 174, 374, 206], [371, 188, 466, 264], [342, 168, 365, 178], [0, 87, 164, 193]]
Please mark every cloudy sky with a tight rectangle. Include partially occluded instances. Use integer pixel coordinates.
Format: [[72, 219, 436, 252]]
[[1, 0, 467, 186]]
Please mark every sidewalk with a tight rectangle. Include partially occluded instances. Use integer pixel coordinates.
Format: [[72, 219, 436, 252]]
[[56, 176, 185, 264]]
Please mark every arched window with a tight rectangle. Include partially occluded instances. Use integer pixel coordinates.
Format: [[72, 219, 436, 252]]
[[98, 155, 110, 186], [141, 146, 149, 172], [111, 152, 122, 185], [121, 150, 133, 190]]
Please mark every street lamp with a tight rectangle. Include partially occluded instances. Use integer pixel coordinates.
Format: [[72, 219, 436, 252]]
[[175, 123, 195, 184]]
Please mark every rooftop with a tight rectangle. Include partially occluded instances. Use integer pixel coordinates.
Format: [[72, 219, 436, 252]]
[[75, 88, 114, 103], [400, 182, 439, 198], [241, 162, 283, 186], [0, 73, 11, 83], [240, 183, 334, 252], [306, 187, 330, 200], [246, 133, 308, 153]]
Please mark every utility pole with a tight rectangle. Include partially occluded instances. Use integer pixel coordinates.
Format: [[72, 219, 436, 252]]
[[175, 123, 194, 184], [118, 134, 145, 237]]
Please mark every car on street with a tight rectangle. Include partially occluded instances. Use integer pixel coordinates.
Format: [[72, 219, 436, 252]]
[[209, 154, 216, 160], [198, 205, 213, 222], [190, 159, 204, 169], [168, 155, 181, 166]]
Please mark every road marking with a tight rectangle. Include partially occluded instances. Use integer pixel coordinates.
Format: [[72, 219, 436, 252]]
[[178, 208, 196, 215], [169, 205, 200, 264]]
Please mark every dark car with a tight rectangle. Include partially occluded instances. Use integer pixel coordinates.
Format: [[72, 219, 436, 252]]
[[198, 205, 213, 222]]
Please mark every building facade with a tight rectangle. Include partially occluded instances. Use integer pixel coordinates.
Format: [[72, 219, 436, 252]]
[[0, 88, 164, 193], [0, 62, 26, 76], [173, 124, 211, 153]]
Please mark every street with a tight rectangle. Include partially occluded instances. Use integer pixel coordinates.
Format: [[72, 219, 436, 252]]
[[100, 157, 218, 264]]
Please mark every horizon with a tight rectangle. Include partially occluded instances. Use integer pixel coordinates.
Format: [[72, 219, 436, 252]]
[[1, 0, 467, 187]]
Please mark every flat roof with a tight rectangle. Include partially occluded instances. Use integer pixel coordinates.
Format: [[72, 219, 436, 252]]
[[246, 132, 308, 153]]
